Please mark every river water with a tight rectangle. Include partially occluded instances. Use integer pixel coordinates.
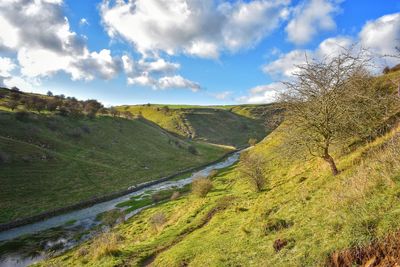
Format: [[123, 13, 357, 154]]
[[0, 151, 241, 266]]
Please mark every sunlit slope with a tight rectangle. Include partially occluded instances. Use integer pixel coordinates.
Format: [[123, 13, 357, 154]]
[[0, 111, 229, 224], [118, 105, 270, 147], [40, 120, 400, 267], [41, 71, 400, 267]]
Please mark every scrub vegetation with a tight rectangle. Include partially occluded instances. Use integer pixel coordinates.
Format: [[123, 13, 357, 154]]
[[38, 57, 400, 266], [0, 88, 269, 224]]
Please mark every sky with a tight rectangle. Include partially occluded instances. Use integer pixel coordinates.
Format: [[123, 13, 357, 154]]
[[0, 0, 399, 106]]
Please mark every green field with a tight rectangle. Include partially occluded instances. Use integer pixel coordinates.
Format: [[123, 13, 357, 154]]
[[39, 119, 400, 267], [38, 71, 400, 267], [0, 111, 233, 223], [0, 88, 273, 224], [117, 105, 272, 146]]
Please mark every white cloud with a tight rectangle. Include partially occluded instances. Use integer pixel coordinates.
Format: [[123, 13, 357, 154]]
[[263, 49, 310, 78], [0, 57, 16, 77], [263, 36, 354, 78], [0, 0, 198, 91], [264, 12, 400, 81], [159, 75, 200, 91], [138, 58, 180, 74], [359, 13, 400, 66], [316, 36, 353, 58], [127, 72, 200, 92], [100, 0, 290, 59], [121, 54, 198, 91], [0, 0, 121, 82], [79, 18, 89, 26], [286, 0, 341, 44], [237, 82, 284, 104], [71, 49, 122, 80], [2, 76, 40, 91]]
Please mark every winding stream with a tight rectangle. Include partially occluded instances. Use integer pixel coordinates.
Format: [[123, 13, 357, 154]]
[[0, 151, 241, 266]]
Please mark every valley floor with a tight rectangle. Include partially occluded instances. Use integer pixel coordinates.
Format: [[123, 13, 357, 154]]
[[38, 123, 400, 266]]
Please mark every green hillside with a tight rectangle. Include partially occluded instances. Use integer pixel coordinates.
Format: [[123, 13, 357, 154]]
[[39, 119, 400, 267], [117, 104, 271, 147], [38, 70, 400, 267], [0, 110, 232, 224]]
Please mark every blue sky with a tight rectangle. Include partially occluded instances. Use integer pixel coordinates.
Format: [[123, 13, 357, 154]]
[[0, 0, 399, 106]]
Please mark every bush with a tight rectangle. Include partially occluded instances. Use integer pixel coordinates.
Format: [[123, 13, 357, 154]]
[[91, 232, 120, 259], [248, 138, 257, 146], [151, 192, 164, 203], [192, 177, 213, 197], [96, 209, 124, 227], [5, 100, 19, 111], [208, 169, 218, 179], [238, 152, 267, 192], [56, 106, 69, 116], [149, 212, 167, 231], [170, 191, 180, 200], [188, 145, 198, 155]]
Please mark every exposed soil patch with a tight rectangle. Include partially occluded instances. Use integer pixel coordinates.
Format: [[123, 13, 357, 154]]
[[326, 231, 400, 267]]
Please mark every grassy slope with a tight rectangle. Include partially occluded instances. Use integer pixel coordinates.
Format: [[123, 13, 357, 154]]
[[117, 105, 269, 147], [0, 110, 230, 224], [40, 70, 400, 266], [40, 118, 400, 266]]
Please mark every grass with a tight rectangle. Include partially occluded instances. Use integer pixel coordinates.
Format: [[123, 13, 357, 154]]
[[37, 119, 400, 267], [117, 105, 270, 147], [0, 107, 233, 224], [0, 88, 273, 224]]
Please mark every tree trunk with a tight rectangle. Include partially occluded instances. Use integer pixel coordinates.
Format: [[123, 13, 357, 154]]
[[323, 152, 339, 176]]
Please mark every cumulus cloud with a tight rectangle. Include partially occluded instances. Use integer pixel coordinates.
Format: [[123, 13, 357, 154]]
[[121, 55, 198, 90], [2, 76, 40, 91], [0, 0, 121, 83], [100, 0, 290, 59], [263, 36, 354, 78], [158, 75, 200, 91], [286, 0, 341, 44], [0, 57, 16, 77], [316, 36, 353, 58], [126, 72, 200, 91], [359, 13, 400, 66], [264, 12, 400, 80], [0, 0, 200, 91], [263, 49, 310, 78], [237, 82, 284, 104]]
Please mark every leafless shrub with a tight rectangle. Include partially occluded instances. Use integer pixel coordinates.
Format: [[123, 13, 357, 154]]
[[238, 152, 267, 192], [91, 232, 120, 259], [149, 212, 167, 231], [192, 177, 213, 197], [170, 191, 180, 200]]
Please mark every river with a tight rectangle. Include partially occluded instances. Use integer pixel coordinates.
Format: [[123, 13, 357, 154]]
[[0, 151, 241, 267]]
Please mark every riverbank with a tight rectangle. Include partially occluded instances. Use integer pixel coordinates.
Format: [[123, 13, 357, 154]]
[[0, 148, 242, 232]]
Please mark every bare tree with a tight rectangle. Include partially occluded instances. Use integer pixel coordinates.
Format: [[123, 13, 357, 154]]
[[238, 151, 267, 192], [280, 50, 396, 175], [6, 100, 18, 111]]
